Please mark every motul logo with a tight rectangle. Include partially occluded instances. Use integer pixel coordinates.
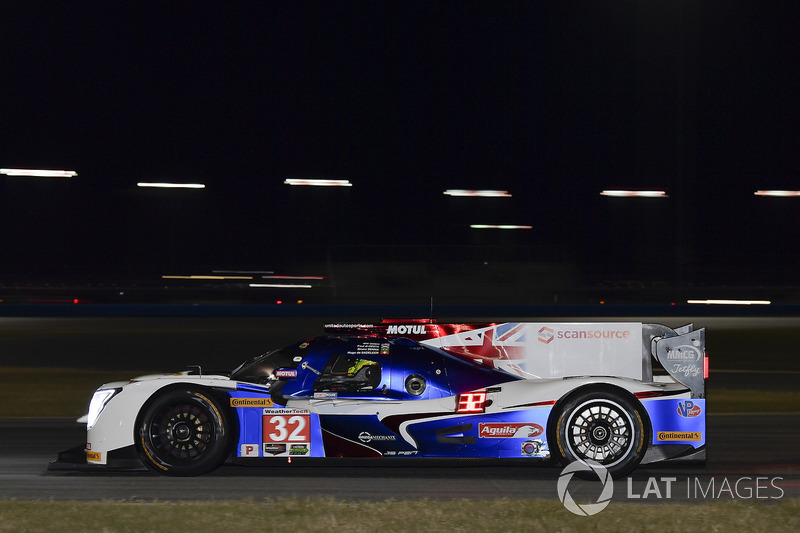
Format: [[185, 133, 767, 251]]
[[479, 423, 543, 438], [386, 325, 427, 335]]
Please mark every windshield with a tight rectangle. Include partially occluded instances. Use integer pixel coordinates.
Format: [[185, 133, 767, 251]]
[[230, 339, 312, 384]]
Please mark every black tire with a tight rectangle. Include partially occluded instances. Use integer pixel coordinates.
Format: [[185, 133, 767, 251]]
[[136, 388, 230, 476], [553, 390, 648, 478]]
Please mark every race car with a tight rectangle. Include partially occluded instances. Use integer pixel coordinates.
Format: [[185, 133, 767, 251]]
[[50, 319, 707, 478]]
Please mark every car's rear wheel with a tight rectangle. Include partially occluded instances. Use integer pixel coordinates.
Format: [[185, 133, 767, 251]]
[[554, 390, 647, 478], [136, 388, 230, 476]]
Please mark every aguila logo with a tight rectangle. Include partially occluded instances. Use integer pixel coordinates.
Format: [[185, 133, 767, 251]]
[[479, 423, 543, 438]]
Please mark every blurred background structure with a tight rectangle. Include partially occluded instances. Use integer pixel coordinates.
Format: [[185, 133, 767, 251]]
[[1, 2, 798, 306]]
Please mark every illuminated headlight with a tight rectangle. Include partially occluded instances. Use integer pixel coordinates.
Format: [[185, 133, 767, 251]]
[[86, 388, 121, 429]]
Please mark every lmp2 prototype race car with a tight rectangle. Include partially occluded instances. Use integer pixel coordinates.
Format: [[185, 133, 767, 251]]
[[51, 319, 707, 478]]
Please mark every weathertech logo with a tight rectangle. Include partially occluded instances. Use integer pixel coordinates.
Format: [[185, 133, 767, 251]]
[[479, 423, 543, 438], [538, 326, 555, 344]]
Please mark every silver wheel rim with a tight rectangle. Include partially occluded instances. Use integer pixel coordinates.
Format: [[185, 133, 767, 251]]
[[565, 399, 635, 467]]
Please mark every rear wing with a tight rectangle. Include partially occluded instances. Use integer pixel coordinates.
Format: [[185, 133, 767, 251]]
[[325, 319, 706, 398]]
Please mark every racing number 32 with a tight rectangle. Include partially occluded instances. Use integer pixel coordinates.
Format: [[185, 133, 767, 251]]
[[263, 414, 310, 443]]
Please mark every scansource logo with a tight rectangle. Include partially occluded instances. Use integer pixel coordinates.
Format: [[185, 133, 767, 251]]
[[557, 461, 614, 516], [538, 326, 555, 344]]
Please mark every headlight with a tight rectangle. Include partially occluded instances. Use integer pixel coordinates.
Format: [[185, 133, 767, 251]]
[[86, 388, 121, 429]]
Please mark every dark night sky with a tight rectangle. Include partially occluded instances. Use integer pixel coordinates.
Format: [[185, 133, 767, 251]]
[[1, 1, 798, 289]]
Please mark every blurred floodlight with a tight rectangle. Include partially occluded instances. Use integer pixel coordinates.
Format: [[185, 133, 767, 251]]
[[284, 178, 352, 187], [138, 182, 206, 189], [250, 283, 313, 289], [1, 168, 77, 177], [444, 189, 512, 197], [687, 299, 771, 305], [754, 190, 800, 197], [470, 224, 532, 230], [262, 275, 325, 280], [162, 275, 252, 280], [601, 189, 667, 198], [213, 270, 274, 275]]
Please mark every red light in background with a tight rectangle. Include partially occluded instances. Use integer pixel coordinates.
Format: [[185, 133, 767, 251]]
[[704, 353, 709, 379], [276, 300, 283, 305]]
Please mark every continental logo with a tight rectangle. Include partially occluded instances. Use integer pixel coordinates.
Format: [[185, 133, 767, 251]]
[[657, 431, 702, 442], [86, 451, 102, 462], [230, 398, 274, 408]]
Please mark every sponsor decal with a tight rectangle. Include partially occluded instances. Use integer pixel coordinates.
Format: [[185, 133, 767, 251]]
[[274, 369, 297, 379], [670, 363, 702, 378], [558, 329, 631, 340], [263, 408, 310, 415], [538, 326, 554, 344], [358, 432, 397, 443], [263, 443, 287, 455], [231, 397, 274, 408], [657, 431, 702, 442], [539, 326, 633, 344], [240, 444, 259, 457], [289, 444, 310, 455], [86, 451, 101, 462], [386, 324, 427, 335], [665, 345, 703, 362], [479, 423, 543, 438], [314, 392, 337, 399], [263, 411, 311, 445], [677, 400, 702, 418], [521, 440, 543, 456]]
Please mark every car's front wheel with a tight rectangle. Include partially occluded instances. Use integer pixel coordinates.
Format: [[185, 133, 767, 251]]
[[136, 388, 230, 476], [553, 390, 648, 478]]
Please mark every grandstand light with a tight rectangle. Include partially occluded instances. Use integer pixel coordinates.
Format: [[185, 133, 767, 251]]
[[470, 224, 532, 230], [284, 178, 352, 187], [262, 275, 325, 280], [444, 189, 512, 198], [1, 168, 77, 177], [601, 189, 667, 198], [754, 190, 800, 197], [162, 275, 252, 280], [138, 182, 205, 189], [250, 283, 313, 289], [687, 299, 771, 305]]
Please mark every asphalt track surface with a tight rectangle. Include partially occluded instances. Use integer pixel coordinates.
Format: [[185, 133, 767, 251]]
[[0, 314, 798, 502], [0, 414, 797, 502]]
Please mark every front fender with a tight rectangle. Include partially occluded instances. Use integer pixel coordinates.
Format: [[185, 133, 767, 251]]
[[86, 375, 235, 465]]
